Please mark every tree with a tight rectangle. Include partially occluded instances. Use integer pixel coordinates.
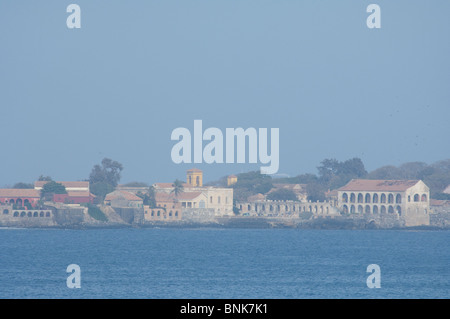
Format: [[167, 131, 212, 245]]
[[266, 188, 298, 201], [13, 182, 34, 189], [89, 158, 124, 200], [38, 175, 53, 181], [40, 181, 67, 201], [89, 158, 123, 187], [171, 179, 184, 201]]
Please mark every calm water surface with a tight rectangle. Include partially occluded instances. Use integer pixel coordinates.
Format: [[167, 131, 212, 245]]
[[0, 228, 448, 298]]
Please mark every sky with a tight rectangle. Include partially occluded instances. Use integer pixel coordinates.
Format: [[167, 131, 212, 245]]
[[0, 1, 449, 186]]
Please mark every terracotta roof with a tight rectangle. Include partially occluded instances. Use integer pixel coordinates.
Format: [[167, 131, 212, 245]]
[[66, 191, 95, 198], [35, 181, 89, 189], [338, 179, 420, 192], [0, 189, 40, 198], [104, 190, 142, 201]]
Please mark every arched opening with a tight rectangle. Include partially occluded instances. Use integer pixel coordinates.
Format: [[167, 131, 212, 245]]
[[388, 205, 394, 213], [14, 211, 19, 217], [388, 194, 394, 204], [342, 193, 348, 203], [248, 205, 251, 211], [421, 194, 427, 202], [45, 212, 50, 217], [27, 212, 32, 217], [365, 205, 370, 214], [396, 206, 401, 216], [414, 194, 419, 202], [33, 212, 38, 217], [169, 211, 172, 217], [373, 194, 378, 203], [292, 205, 296, 212], [309, 206, 312, 212], [20, 211, 26, 217], [358, 205, 363, 213], [365, 193, 371, 203], [175, 211, 178, 217], [9, 199, 15, 205], [357, 193, 363, 203], [373, 205, 378, 214], [380, 194, 386, 203], [196, 176, 200, 186], [269, 205, 273, 212], [380, 205, 386, 214], [350, 205, 355, 213], [396, 194, 402, 203], [320, 206, 323, 214], [343, 205, 348, 213], [350, 193, 356, 203], [16, 198, 23, 207], [262, 205, 265, 211], [3, 209, 9, 215], [40, 212, 44, 217]]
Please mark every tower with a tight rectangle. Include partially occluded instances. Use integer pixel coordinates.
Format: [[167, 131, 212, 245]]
[[187, 168, 203, 187], [227, 175, 237, 186]]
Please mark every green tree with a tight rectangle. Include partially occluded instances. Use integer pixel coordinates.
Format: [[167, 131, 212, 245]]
[[13, 182, 34, 189], [89, 158, 124, 201], [38, 175, 53, 182], [171, 179, 184, 201], [40, 181, 67, 201]]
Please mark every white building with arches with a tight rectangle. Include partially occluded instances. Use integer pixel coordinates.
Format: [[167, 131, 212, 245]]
[[337, 179, 430, 226]]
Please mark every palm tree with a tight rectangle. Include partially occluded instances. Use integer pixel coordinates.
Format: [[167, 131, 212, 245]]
[[171, 179, 184, 202]]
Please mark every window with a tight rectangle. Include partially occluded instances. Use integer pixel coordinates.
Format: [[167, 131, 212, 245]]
[[218, 196, 221, 204], [210, 196, 213, 204]]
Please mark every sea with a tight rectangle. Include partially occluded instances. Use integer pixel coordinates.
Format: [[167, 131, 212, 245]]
[[0, 227, 448, 299]]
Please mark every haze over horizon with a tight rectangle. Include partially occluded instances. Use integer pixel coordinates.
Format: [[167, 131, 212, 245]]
[[1, 1, 449, 186]]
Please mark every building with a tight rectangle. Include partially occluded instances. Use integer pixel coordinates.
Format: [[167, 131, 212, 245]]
[[186, 168, 203, 187], [151, 169, 234, 216], [104, 190, 144, 208], [227, 175, 237, 186], [337, 179, 430, 226], [34, 181, 95, 204], [0, 189, 41, 208]]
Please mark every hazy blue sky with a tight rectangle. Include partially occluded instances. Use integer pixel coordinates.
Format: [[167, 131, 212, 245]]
[[0, 1, 449, 186]]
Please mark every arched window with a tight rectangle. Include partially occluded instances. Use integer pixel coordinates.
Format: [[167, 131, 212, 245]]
[[20, 211, 26, 217], [3, 209, 9, 214], [373, 194, 378, 203], [421, 194, 427, 202], [175, 211, 178, 217], [396, 194, 402, 203], [380, 194, 386, 203], [40, 212, 44, 217], [414, 194, 419, 202], [343, 205, 348, 213], [358, 205, 363, 213], [27, 212, 32, 217], [380, 205, 386, 214], [388, 206, 394, 213], [248, 205, 251, 211], [33, 212, 38, 217], [365, 193, 371, 203], [342, 193, 348, 203], [14, 211, 19, 217], [396, 206, 401, 215], [373, 205, 378, 214], [365, 205, 370, 214], [350, 193, 356, 203], [388, 194, 394, 204], [45, 212, 50, 217], [350, 205, 355, 213], [357, 193, 363, 203], [196, 176, 200, 186], [169, 211, 172, 217]]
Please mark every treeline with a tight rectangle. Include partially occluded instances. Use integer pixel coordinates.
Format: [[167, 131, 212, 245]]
[[217, 158, 450, 202]]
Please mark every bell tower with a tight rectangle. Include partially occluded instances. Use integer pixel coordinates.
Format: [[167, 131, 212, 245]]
[[187, 168, 203, 187]]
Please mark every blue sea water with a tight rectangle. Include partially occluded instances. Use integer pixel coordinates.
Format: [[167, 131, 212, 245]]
[[0, 228, 448, 299]]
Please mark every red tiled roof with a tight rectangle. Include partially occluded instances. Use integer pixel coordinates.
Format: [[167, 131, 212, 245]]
[[66, 191, 95, 198], [338, 179, 420, 192], [104, 190, 142, 201], [0, 189, 41, 198]]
